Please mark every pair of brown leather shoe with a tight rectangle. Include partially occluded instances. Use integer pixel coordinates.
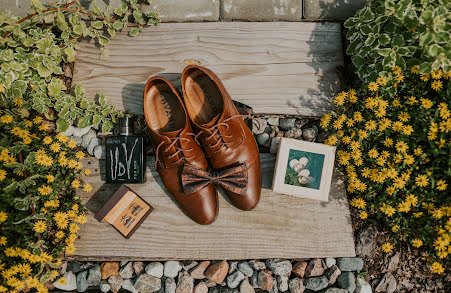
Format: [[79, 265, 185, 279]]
[[143, 65, 261, 225]]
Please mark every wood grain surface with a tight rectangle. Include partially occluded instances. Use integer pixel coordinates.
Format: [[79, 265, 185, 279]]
[[72, 22, 343, 117], [73, 154, 355, 261]]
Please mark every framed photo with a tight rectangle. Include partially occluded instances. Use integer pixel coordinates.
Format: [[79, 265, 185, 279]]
[[272, 138, 336, 201]]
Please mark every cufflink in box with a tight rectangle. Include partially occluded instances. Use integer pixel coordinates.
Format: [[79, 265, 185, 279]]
[[94, 185, 153, 239]]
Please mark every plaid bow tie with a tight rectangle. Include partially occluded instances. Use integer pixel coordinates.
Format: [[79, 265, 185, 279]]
[[181, 162, 248, 195]]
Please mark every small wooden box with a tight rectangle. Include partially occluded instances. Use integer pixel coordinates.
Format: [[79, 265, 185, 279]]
[[94, 185, 153, 238]]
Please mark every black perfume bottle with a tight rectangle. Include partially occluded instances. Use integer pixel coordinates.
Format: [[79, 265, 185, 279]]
[[105, 117, 144, 184]]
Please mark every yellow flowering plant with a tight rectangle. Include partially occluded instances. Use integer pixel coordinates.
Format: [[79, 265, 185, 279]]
[[322, 66, 450, 274], [0, 99, 91, 292]]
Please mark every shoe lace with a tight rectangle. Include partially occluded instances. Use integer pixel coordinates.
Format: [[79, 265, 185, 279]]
[[195, 114, 260, 154], [154, 133, 196, 169]]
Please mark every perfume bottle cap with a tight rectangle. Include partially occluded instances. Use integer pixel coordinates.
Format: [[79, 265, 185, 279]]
[[119, 117, 133, 135]]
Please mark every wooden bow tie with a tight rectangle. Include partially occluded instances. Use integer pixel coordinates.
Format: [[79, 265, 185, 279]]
[[181, 163, 248, 195]]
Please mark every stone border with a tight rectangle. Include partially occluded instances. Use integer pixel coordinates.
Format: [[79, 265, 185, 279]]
[[7, 0, 367, 21]]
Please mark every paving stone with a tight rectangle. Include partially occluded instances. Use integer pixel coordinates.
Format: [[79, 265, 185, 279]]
[[303, 0, 368, 20], [145, 0, 219, 22], [221, 0, 302, 21], [337, 272, 356, 293], [337, 258, 364, 272]]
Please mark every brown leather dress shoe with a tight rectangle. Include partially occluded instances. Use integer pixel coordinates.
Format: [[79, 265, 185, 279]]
[[143, 76, 218, 224], [181, 65, 261, 210]]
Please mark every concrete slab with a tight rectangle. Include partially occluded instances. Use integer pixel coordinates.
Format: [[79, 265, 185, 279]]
[[145, 0, 220, 22], [303, 0, 368, 20], [220, 0, 302, 21]]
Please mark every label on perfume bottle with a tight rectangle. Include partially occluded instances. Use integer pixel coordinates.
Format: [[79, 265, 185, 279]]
[[105, 136, 144, 184]]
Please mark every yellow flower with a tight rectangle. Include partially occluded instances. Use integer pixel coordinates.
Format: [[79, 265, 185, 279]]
[[384, 138, 393, 147], [436, 179, 447, 191], [376, 76, 388, 86], [71, 179, 81, 189], [75, 151, 85, 159], [392, 121, 403, 132], [57, 277, 67, 285], [432, 208, 443, 219], [368, 82, 379, 91], [353, 112, 363, 122], [13, 98, 24, 107], [84, 169, 91, 176], [84, 184, 93, 192], [320, 114, 331, 128], [382, 242, 394, 253], [325, 135, 338, 146], [398, 201, 411, 213], [380, 204, 396, 217], [406, 194, 418, 206], [398, 112, 410, 122], [432, 262, 445, 274], [69, 223, 80, 234], [411, 239, 423, 248], [420, 74, 429, 82], [404, 154, 414, 165], [0, 84, 4, 92], [431, 80, 443, 90], [50, 142, 61, 152], [413, 148, 423, 156], [0, 169, 6, 181], [55, 231, 65, 239], [415, 174, 429, 187], [0, 236, 6, 246], [67, 140, 77, 148], [334, 92, 346, 106], [395, 141, 408, 153], [39, 123, 49, 131], [413, 212, 423, 218], [411, 65, 419, 74], [33, 221, 47, 233], [420, 98, 433, 109], [38, 185, 53, 195], [43, 136, 52, 144], [56, 133, 69, 143], [0, 115, 13, 123], [368, 149, 378, 159], [76, 214, 88, 224], [431, 69, 443, 79], [365, 120, 377, 131], [440, 119, 451, 133], [46, 174, 55, 183], [392, 99, 401, 107], [395, 73, 404, 82], [350, 198, 366, 209], [392, 225, 400, 232], [0, 211, 8, 223], [359, 211, 368, 219], [358, 129, 368, 139]]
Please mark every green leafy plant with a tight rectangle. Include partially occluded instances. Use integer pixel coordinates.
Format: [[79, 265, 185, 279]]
[[322, 66, 450, 275], [344, 0, 450, 81], [0, 0, 160, 132]]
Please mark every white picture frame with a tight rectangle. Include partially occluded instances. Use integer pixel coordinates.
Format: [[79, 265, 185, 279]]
[[272, 138, 336, 201]]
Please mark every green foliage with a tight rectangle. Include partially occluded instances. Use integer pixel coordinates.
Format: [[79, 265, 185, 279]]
[[344, 0, 451, 81], [0, 0, 160, 132]]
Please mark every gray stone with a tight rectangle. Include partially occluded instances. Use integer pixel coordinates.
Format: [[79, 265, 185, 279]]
[[146, 262, 164, 278], [266, 259, 292, 276], [123, 279, 139, 293], [81, 129, 97, 148], [108, 275, 124, 293], [134, 274, 162, 293], [67, 261, 94, 273], [73, 126, 92, 137], [356, 227, 376, 258], [279, 118, 296, 130], [250, 271, 259, 288], [252, 118, 268, 135], [229, 261, 239, 274], [62, 125, 75, 137], [87, 137, 102, 155], [240, 280, 255, 293], [325, 258, 336, 268], [221, 0, 302, 21], [165, 261, 183, 278], [256, 132, 271, 147], [238, 262, 254, 277], [288, 278, 305, 293], [134, 262, 146, 275], [285, 128, 303, 139], [176, 271, 194, 293], [69, 135, 83, 146], [303, 0, 369, 20], [181, 260, 198, 271], [326, 265, 341, 285], [100, 280, 111, 293], [305, 259, 326, 278], [270, 277, 279, 293], [249, 260, 266, 271], [145, 0, 219, 22], [322, 289, 348, 293], [267, 117, 280, 126], [227, 270, 245, 289], [305, 276, 329, 292], [2, 0, 54, 17], [302, 127, 318, 142], [206, 280, 217, 287], [270, 137, 281, 154], [166, 277, 177, 293], [295, 119, 310, 129], [355, 278, 372, 293], [337, 272, 356, 293], [156, 277, 167, 293], [194, 282, 209, 293], [317, 132, 328, 143], [87, 265, 102, 287], [76, 270, 89, 292], [277, 275, 289, 292], [210, 287, 239, 293], [53, 272, 77, 291], [375, 273, 396, 293], [94, 144, 105, 159], [120, 261, 134, 279], [336, 258, 364, 272]]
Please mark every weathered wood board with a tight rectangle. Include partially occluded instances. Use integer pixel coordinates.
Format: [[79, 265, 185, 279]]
[[73, 154, 355, 261], [72, 22, 343, 117]]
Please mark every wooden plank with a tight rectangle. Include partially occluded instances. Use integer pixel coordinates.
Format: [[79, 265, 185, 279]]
[[72, 22, 343, 117], [73, 154, 355, 261]]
